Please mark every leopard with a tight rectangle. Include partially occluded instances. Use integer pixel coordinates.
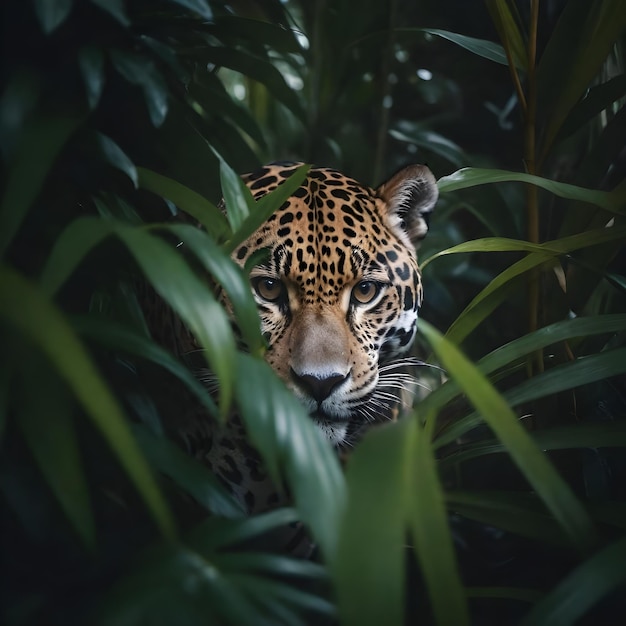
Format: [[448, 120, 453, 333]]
[[148, 161, 438, 517]]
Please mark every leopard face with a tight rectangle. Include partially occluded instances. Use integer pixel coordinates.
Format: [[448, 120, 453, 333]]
[[230, 163, 438, 446]]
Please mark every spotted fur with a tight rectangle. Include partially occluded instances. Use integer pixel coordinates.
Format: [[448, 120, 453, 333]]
[[153, 162, 438, 514], [230, 162, 438, 447]]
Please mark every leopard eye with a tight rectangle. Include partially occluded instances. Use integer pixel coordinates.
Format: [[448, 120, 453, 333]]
[[252, 277, 285, 303], [351, 280, 382, 305]]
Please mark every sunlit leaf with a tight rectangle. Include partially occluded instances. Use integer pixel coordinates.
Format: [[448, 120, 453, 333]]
[[0, 265, 174, 538], [437, 167, 626, 213], [137, 167, 230, 241], [520, 536, 626, 625], [420, 321, 598, 554]]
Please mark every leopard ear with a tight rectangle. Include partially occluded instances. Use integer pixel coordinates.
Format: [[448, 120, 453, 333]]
[[376, 164, 438, 248]]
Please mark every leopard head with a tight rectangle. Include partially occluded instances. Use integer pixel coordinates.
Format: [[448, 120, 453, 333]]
[[230, 163, 438, 446]]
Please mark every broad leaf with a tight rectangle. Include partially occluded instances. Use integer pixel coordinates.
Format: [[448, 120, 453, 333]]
[[33, 0, 73, 33], [78, 46, 105, 109], [520, 536, 626, 625], [0, 113, 81, 257], [410, 415, 470, 626], [137, 167, 230, 241], [18, 359, 95, 548], [420, 321, 598, 554], [335, 419, 410, 626], [234, 353, 345, 561], [437, 168, 626, 213], [0, 265, 174, 538]]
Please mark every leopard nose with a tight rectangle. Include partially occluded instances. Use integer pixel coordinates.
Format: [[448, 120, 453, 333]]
[[291, 369, 349, 403]]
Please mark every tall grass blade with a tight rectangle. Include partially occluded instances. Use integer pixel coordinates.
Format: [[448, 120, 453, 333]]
[[0, 265, 174, 538], [420, 321, 598, 554]]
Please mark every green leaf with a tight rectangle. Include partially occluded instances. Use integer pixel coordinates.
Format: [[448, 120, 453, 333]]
[[226, 163, 310, 254], [422, 225, 626, 269], [131, 424, 245, 518], [0, 113, 81, 258], [137, 167, 230, 241], [116, 227, 237, 416], [168, 0, 213, 20], [537, 0, 626, 161], [441, 422, 626, 468], [335, 419, 410, 626], [90, 131, 138, 187], [78, 46, 105, 109], [205, 47, 305, 122], [389, 128, 465, 167], [89, 0, 129, 26], [33, 0, 73, 33], [467, 587, 542, 603], [17, 360, 95, 549], [73, 315, 218, 418], [0, 265, 174, 538], [410, 416, 470, 626], [397, 28, 513, 68], [234, 353, 345, 561], [189, 508, 300, 552], [437, 167, 626, 213], [157, 224, 265, 354], [556, 74, 626, 144], [420, 321, 598, 554], [520, 536, 626, 625], [446, 491, 566, 548], [40, 217, 236, 414], [216, 152, 255, 232], [436, 347, 626, 451], [110, 50, 169, 126], [426, 226, 626, 345], [484, 0, 527, 71], [420, 315, 626, 428]]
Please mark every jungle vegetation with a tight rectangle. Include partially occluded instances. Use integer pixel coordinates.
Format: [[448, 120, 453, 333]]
[[1, 0, 625, 624]]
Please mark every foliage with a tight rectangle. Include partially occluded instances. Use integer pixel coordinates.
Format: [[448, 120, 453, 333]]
[[1, 1, 625, 626]]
